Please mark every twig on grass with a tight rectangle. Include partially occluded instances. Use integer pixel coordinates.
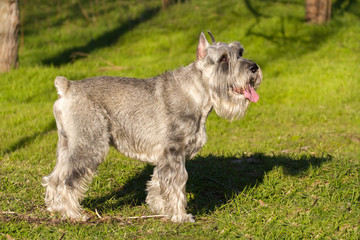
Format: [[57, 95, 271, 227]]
[[0, 211, 167, 225], [77, 1, 92, 23], [59, 232, 66, 240], [312, 198, 318, 206], [5, 234, 14, 240], [95, 209, 102, 219], [1, 212, 65, 225], [124, 215, 167, 220], [91, 214, 168, 223], [0, 211, 16, 214], [281, 146, 312, 154]]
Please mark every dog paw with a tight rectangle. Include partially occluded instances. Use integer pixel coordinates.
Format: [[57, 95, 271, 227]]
[[171, 213, 195, 223]]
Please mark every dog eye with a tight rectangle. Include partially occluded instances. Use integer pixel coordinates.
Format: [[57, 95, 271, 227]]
[[238, 49, 243, 59]]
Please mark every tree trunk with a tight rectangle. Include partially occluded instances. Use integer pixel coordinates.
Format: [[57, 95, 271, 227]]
[[0, 0, 20, 72], [306, 0, 331, 24], [162, 0, 172, 9]]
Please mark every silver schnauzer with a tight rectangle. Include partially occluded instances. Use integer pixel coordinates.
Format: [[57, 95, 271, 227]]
[[42, 32, 262, 223]]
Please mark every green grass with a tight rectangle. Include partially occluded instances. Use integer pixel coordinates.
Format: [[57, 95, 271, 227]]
[[1, 0, 360, 238]]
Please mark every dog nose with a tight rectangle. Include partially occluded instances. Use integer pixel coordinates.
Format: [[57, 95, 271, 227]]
[[249, 63, 259, 73]]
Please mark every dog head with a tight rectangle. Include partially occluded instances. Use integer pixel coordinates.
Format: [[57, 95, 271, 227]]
[[195, 31, 262, 121]]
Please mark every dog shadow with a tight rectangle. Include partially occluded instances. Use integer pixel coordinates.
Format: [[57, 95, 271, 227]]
[[186, 153, 331, 215], [83, 164, 154, 213], [83, 152, 331, 216]]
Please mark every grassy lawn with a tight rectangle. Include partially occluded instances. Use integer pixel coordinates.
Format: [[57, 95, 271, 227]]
[[1, 0, 359, 238]]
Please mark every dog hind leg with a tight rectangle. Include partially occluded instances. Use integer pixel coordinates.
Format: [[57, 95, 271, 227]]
[[42, 99, 109, 220]]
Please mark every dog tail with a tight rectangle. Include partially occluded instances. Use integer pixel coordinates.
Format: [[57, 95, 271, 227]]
[[54, 76, 70, 97]]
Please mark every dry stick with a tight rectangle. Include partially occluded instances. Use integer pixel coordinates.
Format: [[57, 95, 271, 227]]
[[95, 209, 102, 219], [1, 212, 64, 224], [77, 1, 92, 22], [125, 215, 167, 220], [1, 211, 167, 224], [95, 214, 167, 222], [312, 198, 318, 207], [281, 145, 311, 154], [59, 232, 66, 240], [1, 211, 16, 214]]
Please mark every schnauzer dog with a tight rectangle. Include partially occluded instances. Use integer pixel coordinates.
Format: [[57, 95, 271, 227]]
[[42, 32, 262, 223]]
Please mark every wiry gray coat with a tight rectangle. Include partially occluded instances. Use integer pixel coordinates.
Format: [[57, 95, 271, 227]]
[[42, 32, 262, 222]]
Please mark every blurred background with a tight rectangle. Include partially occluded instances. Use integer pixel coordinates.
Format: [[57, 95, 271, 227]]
[[1, 0, 358, 152], [0, 0, 359, 238]]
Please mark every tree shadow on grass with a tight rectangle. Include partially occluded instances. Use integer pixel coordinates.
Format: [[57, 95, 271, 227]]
[[83, 152, 331, 217], [2, 120, 56, 155], [42, 6, 160, 67], [241, 0, 360, 70], [332, 0, 360, 17]]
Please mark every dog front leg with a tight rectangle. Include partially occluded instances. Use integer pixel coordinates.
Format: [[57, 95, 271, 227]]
[[146, 149, 194, 223]]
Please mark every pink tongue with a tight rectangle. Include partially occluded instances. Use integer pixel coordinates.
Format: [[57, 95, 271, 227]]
[[243, 86, 259, 103]]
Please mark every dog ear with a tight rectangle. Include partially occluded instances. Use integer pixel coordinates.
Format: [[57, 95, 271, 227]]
[[197, 32, 210, 60], [207, 31, 216, 44]]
